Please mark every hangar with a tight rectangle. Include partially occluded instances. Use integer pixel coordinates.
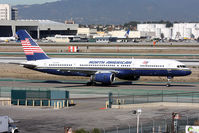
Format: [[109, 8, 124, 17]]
[[0, 20, 78, 39]]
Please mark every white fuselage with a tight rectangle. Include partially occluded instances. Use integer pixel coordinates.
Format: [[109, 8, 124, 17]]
[[27, 58, 188, 71]]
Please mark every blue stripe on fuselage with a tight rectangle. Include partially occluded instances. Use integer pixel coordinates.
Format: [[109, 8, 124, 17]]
[[116, 69, 191, 77], [32, 68, 191, 77]]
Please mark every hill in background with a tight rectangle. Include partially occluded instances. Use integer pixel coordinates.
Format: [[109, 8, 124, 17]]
[[16, 0, 199, 24]]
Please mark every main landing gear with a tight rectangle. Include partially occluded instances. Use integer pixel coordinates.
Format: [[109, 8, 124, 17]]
[[166, 76, 173, 87], [86, 75, 96, 86], [86, 81, 96, 86]]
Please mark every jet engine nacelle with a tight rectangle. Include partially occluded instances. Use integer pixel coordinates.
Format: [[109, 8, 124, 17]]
[[92, 72, 115, 85]]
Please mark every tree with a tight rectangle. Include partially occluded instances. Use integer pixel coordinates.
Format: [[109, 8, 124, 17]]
[[143, 20, 173, 27], [124, 21, 140, 30], [75, 129, 89, 133], [91, 128, 101, 133]]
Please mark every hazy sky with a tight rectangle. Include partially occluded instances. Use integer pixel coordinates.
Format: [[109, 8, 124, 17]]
[[0, 0, 59, 5]]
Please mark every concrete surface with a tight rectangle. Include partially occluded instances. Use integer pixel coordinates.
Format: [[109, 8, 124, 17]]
[[0, 46, 198, 132]]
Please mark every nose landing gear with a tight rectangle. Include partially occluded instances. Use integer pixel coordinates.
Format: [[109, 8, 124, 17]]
[[166, 76, 173, 87]]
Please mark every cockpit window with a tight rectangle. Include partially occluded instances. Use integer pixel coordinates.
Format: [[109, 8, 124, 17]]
[[177, 65, 186, 68]]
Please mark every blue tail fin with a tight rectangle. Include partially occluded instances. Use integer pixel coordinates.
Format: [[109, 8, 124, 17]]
[[16, 30, 49, 61], [125, 29, 130, 38]]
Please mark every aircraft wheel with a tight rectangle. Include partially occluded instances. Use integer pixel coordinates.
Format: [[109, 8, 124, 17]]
[[166, 84, 170, 87], [86, 82, 96, 86]]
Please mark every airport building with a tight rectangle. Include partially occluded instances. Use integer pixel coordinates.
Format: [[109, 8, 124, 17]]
[[137, 24, 172, 39], [137, 23, 199, 40], [78, 23, 199, 41], [77, 28, 90, 37], [0, 4, 18, 20], [109, 30, 141, 38], [77, 28, 97, 38], [0, 4, 78, 38], [0, 20, 78, 38], [172, 23, 199, 40]]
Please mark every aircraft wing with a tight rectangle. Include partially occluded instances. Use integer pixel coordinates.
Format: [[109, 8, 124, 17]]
[[59, 69, 119, 76]]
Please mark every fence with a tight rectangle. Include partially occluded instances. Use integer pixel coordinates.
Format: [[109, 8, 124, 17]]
[[102, 114, 199, 133], [102, 92, 199, 132], [61, 114, 199, 133], [112, 92, 199, 105]]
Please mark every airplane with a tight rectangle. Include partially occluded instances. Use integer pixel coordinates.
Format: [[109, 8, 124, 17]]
[[15, 30, 191, 87], [124, 29, 130, 38], [0, 36, 16, 42]]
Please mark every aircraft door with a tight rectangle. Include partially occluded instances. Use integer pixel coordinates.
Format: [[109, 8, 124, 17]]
[[167, 63, 172, 75], [73, 63, 76, 69]]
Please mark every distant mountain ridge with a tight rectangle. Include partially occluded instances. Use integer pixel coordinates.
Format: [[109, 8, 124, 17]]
[[16, 0, 199, 24]]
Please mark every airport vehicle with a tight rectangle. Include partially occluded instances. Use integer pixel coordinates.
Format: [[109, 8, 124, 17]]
[[0, 116, 19, 133], [16, 30, 191, 86]]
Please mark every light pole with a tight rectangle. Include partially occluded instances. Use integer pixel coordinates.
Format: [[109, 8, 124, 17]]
[[152, 119, 155, 133], [115, 126, 119, 133], [102, 128, 105, 133], [133, 109, 142, 133], [164, 118, 167, 132], [127, 123, 130, 133]]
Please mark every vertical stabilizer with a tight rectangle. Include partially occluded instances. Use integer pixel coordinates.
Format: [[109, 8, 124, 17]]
[[125, 29, 130, 38], [16, 30, 49, 61]]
